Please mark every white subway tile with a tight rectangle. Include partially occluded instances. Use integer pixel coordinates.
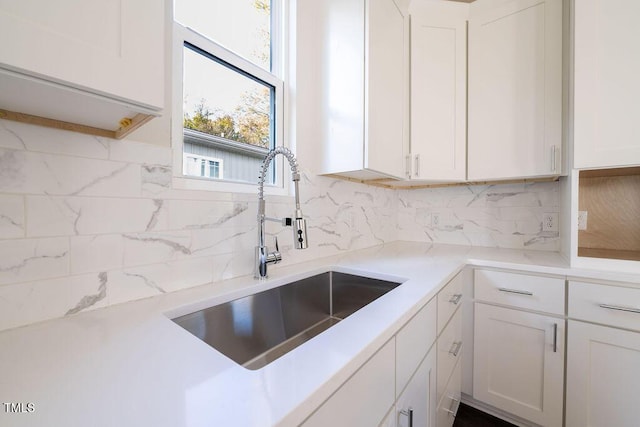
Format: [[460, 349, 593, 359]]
[[168, 200, 252, 230], [0, 195, 25, 238], [123, 231, 193, 266], [109, 139, 172, 166], [0, 119, 109, 159], [27, 196, 169, 237], [0, 237, 69, 286], [70, 235, 124, 274], [0, 149, 141, 197]]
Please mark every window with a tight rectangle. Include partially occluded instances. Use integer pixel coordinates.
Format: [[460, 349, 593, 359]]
[[174, 0, 284, 189], [183, 154, 224, 179]]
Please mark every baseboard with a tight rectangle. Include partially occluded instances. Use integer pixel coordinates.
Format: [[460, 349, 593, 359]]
[[460, 394, 541, 427]]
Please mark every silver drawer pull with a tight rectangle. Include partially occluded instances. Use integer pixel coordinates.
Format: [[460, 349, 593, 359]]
[[400, 408, 413, 427], [443, 395, 460, 417], [448, 341, 462, 357], [449, 294, 462, 305], [599, 304, 640, 314], [498, 287, 533, 296], [552, 323, 558, 353]]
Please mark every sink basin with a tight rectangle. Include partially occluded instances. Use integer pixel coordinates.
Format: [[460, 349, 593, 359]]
[[172, 271, 402, 370]]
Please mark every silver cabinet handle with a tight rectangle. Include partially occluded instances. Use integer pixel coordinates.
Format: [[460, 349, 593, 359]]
[[405, 155, 412, 178], [551, 145, 557, 173], [415, 154, 420, 178], [552, 323, 558, 353], [599, 304, 640, 314], [449, 294, 462, 305], [498, 287, 533, 296], [443, 395, 460, 416], [400, 408, 413, 427], [448, 341, 462, 357]]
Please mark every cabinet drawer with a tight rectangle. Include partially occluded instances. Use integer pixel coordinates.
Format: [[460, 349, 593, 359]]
[[396, 298, 437, 395], [436, 358, 461, 427], [569, 281, 640, 332], [302, 338, 395, 427], [437, 308, 462, 405], [475, 269, 565, 315], [437, 272, 464, 334]]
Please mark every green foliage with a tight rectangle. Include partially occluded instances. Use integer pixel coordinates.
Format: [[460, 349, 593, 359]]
[[184, 93, 270, 149]]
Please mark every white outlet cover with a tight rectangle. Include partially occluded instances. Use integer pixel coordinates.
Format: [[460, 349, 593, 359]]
[[578, 211, 588, 230], [542, 213, 559, 232], [431, 213, 440, 228]]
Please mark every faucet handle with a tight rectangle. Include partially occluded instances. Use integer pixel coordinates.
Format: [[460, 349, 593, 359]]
[[268, 236, 282, 265]]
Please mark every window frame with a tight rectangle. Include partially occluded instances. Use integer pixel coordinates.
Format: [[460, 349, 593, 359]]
[[171, 3, 287, 196]]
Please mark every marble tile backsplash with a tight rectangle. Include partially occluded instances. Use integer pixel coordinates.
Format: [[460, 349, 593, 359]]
[[0, 119, 559, 331]]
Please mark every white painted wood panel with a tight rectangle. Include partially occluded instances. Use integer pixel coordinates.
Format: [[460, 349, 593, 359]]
[[473, 303, 564, 427], [396, 348, 437, 427], [396, 298, 437, 395], [366, 0, 406, 179], [569, 281, 640, 332], [302, 338, 396, 427], [314, 0, 406, 179], [436, 308, 462, 405], [574, 0, 640, 169], [474, 269, 565, 315], [566, 320, 640, 427], [409, 2, 467, 182], [437, 271, 464, 334], [436, 357, 461, 427], [468, 0, 562, 180], [0, 0, 164, 109]]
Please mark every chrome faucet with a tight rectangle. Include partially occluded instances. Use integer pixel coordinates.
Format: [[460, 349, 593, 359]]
[[255, 147, 308, 279]]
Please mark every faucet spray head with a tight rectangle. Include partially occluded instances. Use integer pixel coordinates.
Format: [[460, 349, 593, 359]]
[[293, 217, 308, 249]]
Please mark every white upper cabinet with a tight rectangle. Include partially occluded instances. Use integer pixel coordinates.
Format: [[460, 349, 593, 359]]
[[467, 0, 563, 181], [312, 0, 407, 180], [408, 1, 467, 182], [574, 0, 640, 169], [0, 0, 164, 137]]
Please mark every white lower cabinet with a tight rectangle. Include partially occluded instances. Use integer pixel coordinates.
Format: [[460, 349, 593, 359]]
[[566, 280, 640, 427], [566, 320, 640, 427], [395, 348, 437, 427], [305, 272, 467, 427], [473, 303, 564, 427], [302, 338, 396, 427]]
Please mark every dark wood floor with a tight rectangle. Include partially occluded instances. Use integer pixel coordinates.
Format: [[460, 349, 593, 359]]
[[453, 404, 516, 427]]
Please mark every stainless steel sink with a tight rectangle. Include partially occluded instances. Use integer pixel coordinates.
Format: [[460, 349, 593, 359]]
[[172, 271, 402, 370]]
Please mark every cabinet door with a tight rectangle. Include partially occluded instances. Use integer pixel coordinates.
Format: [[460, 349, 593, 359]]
[[574, 0, 640, 169], [409, 2, 467, 182], [396, 299, 437, 395], [0, 0, 164, 110], [566, 320, 640, 427], [396, 348, 437, 427], [468, 0, 562, 180], [366, 0, 406, 179], [473, 303, 564, 427], [303, 338, 395, 427]]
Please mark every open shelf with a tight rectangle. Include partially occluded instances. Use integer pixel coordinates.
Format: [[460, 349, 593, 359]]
[[578, 167, 640, 262]]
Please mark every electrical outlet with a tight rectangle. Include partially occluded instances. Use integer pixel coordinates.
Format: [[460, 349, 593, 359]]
[[431, 213, 440, 228], [578, 211, 588, 230], [542, 213, 558, 232]]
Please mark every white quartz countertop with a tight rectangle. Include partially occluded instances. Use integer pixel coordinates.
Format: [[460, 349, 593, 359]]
[[0, 242, 638, 427]]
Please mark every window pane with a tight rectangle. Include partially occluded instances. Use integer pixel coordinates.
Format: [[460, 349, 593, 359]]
[[182, 45, 275, 184], [175, 0, 271, 71]]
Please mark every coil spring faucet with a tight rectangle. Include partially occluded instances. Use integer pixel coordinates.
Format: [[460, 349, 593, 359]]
[[255, 147, 308, 279]]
